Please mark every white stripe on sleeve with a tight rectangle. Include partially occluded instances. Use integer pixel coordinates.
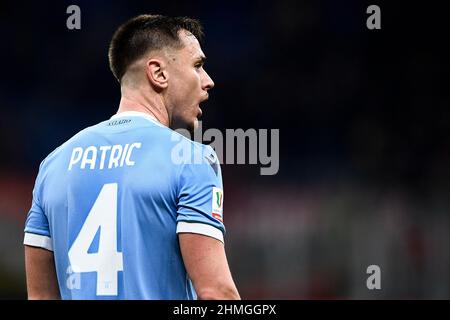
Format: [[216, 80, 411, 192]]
[[176, 222, 224, 243], [24, 233, 53, 251]]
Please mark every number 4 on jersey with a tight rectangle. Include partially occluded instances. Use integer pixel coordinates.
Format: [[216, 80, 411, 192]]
[[68, 183, 123, 296]]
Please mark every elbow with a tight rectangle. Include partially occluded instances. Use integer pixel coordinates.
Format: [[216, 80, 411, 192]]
[[197, 286, 240, 300]]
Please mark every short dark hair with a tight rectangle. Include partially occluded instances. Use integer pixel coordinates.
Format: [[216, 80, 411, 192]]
[[108, 14, 204, 82]]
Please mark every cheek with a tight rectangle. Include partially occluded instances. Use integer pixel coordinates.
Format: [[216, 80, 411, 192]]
[[188, 71, 202, 90], [175, 71, 198, 95], [170, 69, 202, 116], [184, 72, 202, 101]]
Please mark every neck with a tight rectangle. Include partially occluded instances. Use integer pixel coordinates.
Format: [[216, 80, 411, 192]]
[[117, 87, 170, 127]]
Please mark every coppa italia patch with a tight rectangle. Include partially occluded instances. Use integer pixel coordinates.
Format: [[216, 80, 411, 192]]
[[211, 187, 223, 222]]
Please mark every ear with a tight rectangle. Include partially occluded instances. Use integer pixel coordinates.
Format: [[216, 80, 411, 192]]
[[145, 59, 168, 89]]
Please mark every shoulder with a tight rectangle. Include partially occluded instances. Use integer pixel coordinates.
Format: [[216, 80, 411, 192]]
[[176, 140, 221, 185], [170, 131, 218, 165]]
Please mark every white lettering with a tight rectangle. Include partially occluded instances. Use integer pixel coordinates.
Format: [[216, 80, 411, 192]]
[[80, 146, 97, 169], [120, 144, 130, 167], [67, 143, 141, 170], [108, 145, 123, 169], [99, 145, 112, 170], [125, 142, 141, 166], [68, 147, 83, 170]]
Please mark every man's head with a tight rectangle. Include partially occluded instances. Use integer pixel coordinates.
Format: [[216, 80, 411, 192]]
[[109, 14, 214, 131]]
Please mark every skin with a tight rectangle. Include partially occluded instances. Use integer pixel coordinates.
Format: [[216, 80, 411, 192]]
[[179, 234, 240, 300], [25, 246, 60, 299], [118, 29, 215, 132], [25, 28, 240, 300]]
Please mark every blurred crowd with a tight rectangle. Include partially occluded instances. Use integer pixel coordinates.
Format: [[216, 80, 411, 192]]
[[0, 0, 449, 298]]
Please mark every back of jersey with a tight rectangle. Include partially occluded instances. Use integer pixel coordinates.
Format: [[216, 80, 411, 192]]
[[24, 111, 225, 299]]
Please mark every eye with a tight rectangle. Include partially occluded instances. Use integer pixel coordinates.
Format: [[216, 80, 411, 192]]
[[195, 63, 203, 69]]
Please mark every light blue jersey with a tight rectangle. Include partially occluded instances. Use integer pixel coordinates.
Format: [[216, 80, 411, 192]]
[[24, 111, 225, 300]]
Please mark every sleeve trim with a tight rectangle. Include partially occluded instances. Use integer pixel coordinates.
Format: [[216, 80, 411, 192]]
[[24, 233, 53, 251], [176, 222, 224, 243]]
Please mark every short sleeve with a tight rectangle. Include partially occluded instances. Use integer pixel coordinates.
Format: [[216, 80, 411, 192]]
[[23, 166, 53, 251], [176, 145, 225, 243]]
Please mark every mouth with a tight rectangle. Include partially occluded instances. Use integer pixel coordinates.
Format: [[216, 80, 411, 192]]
[[198, 94, 208, 117]]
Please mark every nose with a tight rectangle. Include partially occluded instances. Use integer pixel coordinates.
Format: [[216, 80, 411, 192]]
[[202, 70, 215, 91]]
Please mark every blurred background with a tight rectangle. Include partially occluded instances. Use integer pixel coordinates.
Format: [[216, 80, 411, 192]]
[[1, 0, 449, 299]]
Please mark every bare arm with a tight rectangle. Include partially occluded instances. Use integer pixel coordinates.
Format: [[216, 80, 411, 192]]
[[24, 245, 60, 300], [179, 233, 240, 300]]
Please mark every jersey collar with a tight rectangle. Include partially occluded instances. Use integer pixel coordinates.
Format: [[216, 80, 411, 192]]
[[111, 111, 165, 127]]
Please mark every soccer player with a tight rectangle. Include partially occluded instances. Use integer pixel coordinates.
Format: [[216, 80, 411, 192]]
[[23, 14, 240, 300]]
